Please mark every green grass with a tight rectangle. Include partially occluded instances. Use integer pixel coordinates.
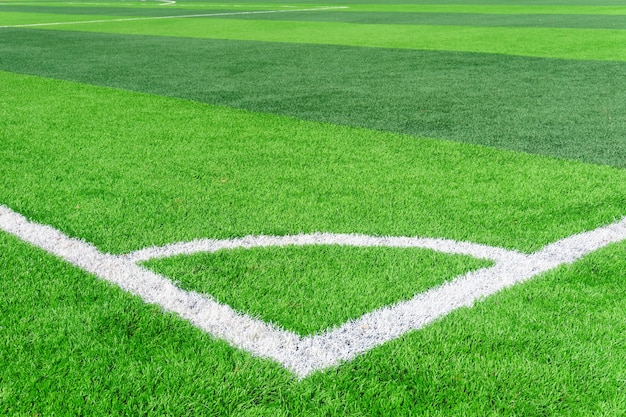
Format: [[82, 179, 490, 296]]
[[340, 4, 626, 15], [2, 0, 626, 414], [143, 245, 491, 335], [2, 71, 625, 254], [304, 240, 626, 415], [0, 11, 122, 25], [5, 5, 626, 28], [3, 228, 626, 415], [0, 5, 248, 17], [218, 12, 626, 30], [21, 16, 626, 61], [2, 30, 625, 168], [0, 231, 293, 415]]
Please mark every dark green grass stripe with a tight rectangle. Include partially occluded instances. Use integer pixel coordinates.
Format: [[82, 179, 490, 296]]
[[4, 5, 625, 28], [217, 11, 626, 29], [1, 28, 624, 168]]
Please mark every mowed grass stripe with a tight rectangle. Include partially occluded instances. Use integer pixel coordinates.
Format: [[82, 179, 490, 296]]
[[1, 71, 625, 254], [4, 5, 626, 29], [1, 30, 624, 168], [3, 225, 626, 414], [0, 11, 131, 25], [0, 7, 335, 27], [0, 5, 276, 17], [24, 15, 626, 61], [342, 4, 626, 15], [4, 2, 626, 15], [210, 11, 626, 29]]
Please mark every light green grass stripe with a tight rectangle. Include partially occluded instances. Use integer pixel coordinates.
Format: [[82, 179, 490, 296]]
[[0, 1, 301, 9], [0, 10, 128, 25], [2, 70, 626, 254], [343, 4, 626, 15], [4, 2, 626, 15], [39, 18, 626, 61], [0, 6, 348, 27], [0, 3, 305, 17]]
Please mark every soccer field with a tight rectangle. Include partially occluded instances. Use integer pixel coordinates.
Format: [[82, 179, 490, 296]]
[[1, 0, 626, 415]]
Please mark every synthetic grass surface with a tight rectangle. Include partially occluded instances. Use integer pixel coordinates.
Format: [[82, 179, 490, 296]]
[[2, 1, 626, 414], [211, 12, 626, 29], [2, 72, 625, 254], [0, 11, 124, 25], [4, 6, 626, 28], [143, 246, 491, 335], [0, 231, 292, 415], [332, 4, 626, 14], [0, 5, 256, 17], [15, 17, 626, 61], [6, 5, 626, 16], [2, 230, 626, 415], [1, 30, 625, 168]]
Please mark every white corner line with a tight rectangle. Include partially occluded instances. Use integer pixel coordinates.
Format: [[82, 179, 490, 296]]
[[123, 233, 522, 264], [1, 204, 625, 378], [0, 6, 348, 29]]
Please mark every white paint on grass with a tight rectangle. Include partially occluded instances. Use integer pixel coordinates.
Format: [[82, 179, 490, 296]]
[[1, 204, 625, 378], [0, 6, 347, 28], [125, 233, 521, 263]]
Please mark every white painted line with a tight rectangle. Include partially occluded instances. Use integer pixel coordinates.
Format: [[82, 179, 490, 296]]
[[0, 2, 297, 6], [1, 204, 625, 378], [0, 6, 347, 29], [124, 233, 521, 264]]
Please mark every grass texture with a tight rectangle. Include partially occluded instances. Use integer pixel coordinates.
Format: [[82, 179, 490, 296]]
[[4, 6, 626, 28], [2, 230, 626, 415], [1, 1, 626, 414], [214, 12, 626, 30], [143, 246, 491, 335], [18, 15, 626, 61], [1, 30, 625, 168], [1, 71, 625, 254]]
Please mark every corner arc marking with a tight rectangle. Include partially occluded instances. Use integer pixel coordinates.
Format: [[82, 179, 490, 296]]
[[124, 232, 521, 263], [1, 204, 625, 378]]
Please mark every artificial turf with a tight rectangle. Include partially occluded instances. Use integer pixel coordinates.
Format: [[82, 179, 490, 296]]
[[219, 12, 626, 29], [1, 30, 625, 168], [2, 227, 625, 415], [4, 5, 626, 28], [1, 1, 625, 414], [19, 15, 626, 61], [2, 71, 625, 254], [143, 245, 492, 335]]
